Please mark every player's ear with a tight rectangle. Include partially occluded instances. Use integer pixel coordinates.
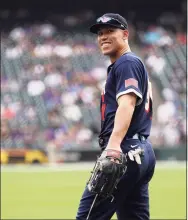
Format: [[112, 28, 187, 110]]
[[122, 30, 129, 40]]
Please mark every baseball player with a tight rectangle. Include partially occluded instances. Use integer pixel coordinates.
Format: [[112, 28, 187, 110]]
[[76, 13, 156, 220]]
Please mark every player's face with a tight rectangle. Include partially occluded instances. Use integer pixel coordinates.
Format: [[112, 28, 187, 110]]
[[97, 26, 127, 56]]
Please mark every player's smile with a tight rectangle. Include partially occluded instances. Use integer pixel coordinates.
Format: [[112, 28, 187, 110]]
[[101, 41, 112, 50], [101, 42, 111, 47]]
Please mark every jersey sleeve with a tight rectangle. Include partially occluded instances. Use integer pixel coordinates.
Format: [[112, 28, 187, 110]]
[[115, 60, 144, 106]]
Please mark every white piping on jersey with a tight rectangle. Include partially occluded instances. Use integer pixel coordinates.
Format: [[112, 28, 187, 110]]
[[116, 88, 143, 106]]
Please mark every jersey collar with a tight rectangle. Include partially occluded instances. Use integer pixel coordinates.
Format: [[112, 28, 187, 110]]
[[107, 63, 115, 73]]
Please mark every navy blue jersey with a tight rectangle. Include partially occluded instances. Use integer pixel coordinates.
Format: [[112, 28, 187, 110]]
[[99, 52, 153, 142]]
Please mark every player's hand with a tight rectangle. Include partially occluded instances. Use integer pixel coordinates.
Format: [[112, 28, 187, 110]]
[[104, 145, 122, 163], [87, 148, 127, 199], [127, 147, 144, 164]]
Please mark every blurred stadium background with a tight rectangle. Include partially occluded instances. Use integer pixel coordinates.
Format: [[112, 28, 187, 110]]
[[1, 0, 187, 219]]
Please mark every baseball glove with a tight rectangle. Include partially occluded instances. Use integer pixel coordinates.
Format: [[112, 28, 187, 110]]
[[87, 149, 127, 199]]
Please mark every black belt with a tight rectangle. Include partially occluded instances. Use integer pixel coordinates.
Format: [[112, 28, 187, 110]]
[[98, 133, 147, 148]]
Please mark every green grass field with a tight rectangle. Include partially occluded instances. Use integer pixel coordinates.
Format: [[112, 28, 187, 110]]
[[1, 163, 186, 219]]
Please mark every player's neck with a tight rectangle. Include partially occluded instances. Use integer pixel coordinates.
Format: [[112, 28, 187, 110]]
[[110, 46, 131, 63]]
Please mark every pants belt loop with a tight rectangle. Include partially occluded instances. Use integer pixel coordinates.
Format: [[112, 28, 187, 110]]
[[139, 135, 146, 141]]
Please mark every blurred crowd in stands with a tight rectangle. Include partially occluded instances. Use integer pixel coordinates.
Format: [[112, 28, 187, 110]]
[[1, 7, 186, 154]]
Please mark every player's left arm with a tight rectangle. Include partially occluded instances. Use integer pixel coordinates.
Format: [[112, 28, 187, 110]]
[[106, 60, 145, 152], [106, 93, 136, 151]]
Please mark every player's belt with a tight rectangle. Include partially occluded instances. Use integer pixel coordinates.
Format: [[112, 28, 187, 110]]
[[132, 134, 147, 141], [99, 133, 146, 148]]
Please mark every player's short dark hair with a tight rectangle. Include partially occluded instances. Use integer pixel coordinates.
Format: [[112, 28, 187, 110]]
[[90, 13, 128, 34]]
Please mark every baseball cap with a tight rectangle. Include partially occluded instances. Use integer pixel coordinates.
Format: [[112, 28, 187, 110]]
[[90, 13, 128, 34]]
